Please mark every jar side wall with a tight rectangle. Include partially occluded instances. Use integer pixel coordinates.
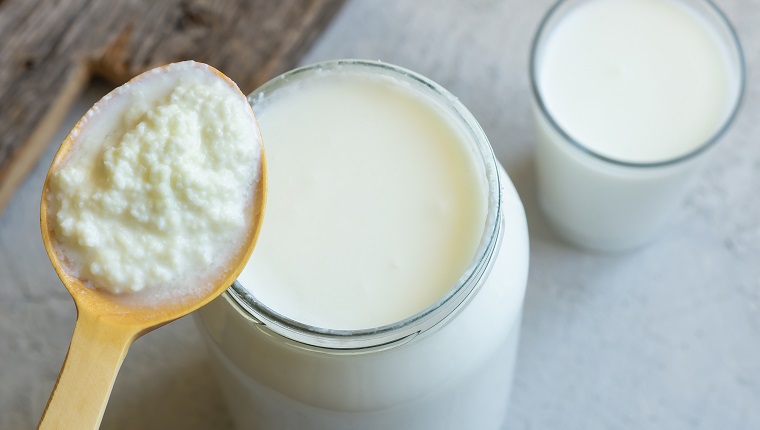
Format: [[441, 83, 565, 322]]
[[199, 311, 523, 430]]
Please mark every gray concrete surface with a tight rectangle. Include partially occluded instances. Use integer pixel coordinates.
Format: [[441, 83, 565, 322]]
[[1, 0, 759, 428]]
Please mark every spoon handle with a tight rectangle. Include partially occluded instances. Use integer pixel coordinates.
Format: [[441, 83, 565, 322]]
[[37, 308, 139, 430]]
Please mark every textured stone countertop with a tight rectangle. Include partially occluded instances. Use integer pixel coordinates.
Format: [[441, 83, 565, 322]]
[[1, 0, 758, 429]]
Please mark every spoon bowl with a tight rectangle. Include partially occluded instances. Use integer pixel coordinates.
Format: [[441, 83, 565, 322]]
[[37, 62, 266, 429]]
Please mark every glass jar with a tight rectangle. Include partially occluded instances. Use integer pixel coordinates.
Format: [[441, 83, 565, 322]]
[[529, 0, 744, 251], [195, 60, 529, 430]]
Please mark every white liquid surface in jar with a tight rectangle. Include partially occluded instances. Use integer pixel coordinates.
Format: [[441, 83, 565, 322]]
[[238, 70, 487, 330], [537, 0, 737, 163]]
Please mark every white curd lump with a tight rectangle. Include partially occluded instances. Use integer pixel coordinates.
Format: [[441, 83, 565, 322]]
[[48, 61, 262, 294], [538, 0, 738, 163], [240, 68, 487, 330]]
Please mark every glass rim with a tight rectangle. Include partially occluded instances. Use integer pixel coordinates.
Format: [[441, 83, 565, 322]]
[[226, 59, 503, 350], [529, 0, 746, 169]]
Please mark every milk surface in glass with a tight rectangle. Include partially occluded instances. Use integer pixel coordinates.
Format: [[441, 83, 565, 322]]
[[195, 60, 529, 430], [531, 0, 743, 250]]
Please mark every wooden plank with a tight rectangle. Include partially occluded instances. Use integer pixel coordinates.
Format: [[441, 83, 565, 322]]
[[0, 0, 344, 214]]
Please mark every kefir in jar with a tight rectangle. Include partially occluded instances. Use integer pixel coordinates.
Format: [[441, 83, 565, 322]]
[[195, 60, 529, 430]]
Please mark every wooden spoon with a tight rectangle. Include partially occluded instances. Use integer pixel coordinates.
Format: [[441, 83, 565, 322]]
[[36, 63, 267, 429]]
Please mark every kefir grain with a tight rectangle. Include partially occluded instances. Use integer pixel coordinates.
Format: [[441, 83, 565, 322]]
[[47, 61, 263, 295]]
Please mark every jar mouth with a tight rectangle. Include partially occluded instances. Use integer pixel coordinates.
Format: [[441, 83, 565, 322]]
[[529, 0, 746, 169], [227, 59, 502, 350]]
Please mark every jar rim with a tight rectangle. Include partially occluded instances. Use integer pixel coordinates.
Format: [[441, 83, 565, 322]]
[[529, 0, 746, 168], [226, 59, 503, 350]]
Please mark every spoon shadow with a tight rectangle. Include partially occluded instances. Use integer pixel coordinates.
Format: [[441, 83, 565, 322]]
[[100, 317, 233, 430]]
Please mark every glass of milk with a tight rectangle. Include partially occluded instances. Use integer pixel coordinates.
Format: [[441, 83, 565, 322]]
[[195, 60, 530, 429], [530, 0, 744, 251]]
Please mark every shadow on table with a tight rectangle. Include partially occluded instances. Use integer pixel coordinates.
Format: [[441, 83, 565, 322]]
[[101, 353, 233, 429]]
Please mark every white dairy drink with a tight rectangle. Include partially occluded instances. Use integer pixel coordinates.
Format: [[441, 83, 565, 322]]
[[239, 68, 486, 330], [195, 60, 529, 429], [531, 0, 743, 250]]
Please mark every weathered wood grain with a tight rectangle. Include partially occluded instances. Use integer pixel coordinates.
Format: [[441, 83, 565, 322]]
[[0, 0, 344, 214]]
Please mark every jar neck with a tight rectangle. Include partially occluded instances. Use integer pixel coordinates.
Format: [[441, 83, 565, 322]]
[[227, 60, 503, 352]]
